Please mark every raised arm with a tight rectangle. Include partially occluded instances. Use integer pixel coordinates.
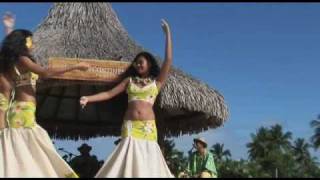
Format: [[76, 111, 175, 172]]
[[156, 19, 172, 89], [3, 12, 15, 35], [79, 78, 130, 108], [18, 56, 89, 78]]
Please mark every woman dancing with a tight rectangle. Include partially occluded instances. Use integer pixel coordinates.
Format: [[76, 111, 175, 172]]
[[0, 12, 15, 131], [80, 19, 174, 178], [0, 14, 89, 177]]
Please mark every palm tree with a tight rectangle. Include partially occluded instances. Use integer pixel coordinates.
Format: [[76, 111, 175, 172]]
[[292, 138, 311, 164], [247, 124, 292, 158], [269, 124, 292, 153], [291, 138, 312, 177], [161, 139, 188, 177], [310, 115, 320, 150], [246, 127, 269, 160], [291, 138, 320, 177], [218, 159, 251, 178], [246, 124, 293, 177], [210, 143, 232, 162]]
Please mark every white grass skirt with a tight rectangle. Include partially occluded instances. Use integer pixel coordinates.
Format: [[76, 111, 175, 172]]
[[0, 125, 78, 178], [95, 120, 174, 178]]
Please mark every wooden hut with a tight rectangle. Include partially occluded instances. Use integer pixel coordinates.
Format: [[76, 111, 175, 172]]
[[32, 2, 229, 140]]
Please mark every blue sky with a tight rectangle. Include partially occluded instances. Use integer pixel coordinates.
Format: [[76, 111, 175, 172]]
[[1, 3, 320, 161]]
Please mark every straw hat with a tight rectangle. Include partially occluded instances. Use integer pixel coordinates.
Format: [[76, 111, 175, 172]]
[[78, 143, 92, 152], [193, 137, 208, 148]]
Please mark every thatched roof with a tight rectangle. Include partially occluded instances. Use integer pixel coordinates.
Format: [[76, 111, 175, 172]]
[[32, 2, 229, 140]]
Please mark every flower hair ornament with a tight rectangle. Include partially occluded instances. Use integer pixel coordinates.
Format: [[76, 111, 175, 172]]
[[26, 37, 33, 49]]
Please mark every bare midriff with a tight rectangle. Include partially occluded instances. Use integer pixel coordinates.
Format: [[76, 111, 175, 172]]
[[14, 86, 37, 104], [124, 100, 156, 121]]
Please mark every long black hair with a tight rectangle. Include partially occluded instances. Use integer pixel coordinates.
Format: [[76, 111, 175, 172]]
[[0, 29, 34, 73], [120, 51, 160, 80]]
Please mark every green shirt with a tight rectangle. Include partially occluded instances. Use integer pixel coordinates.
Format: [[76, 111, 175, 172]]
[[187, 150, 218, 178]]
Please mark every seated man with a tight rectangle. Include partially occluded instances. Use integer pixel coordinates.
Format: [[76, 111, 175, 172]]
[[184, 137, 218, 178], [69, 143, 100, 178]]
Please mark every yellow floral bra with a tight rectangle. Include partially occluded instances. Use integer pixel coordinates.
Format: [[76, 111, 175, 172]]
[[14, 66, 39, 89], [126, 77, 159, 105]]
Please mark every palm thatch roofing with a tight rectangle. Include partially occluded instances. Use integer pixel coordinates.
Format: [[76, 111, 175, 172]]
[[32, 2, 229, 140]]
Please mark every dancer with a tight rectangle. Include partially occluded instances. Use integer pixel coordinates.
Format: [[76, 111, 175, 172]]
[[80, 19, 174, 178], [0, 13, 16, 177], [0, 12, 15, 130], [0, 16, 89, 177]]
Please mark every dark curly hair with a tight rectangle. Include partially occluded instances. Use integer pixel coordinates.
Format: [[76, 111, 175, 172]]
[[120, 51, 160, 80], [0, 29, 34, 73]]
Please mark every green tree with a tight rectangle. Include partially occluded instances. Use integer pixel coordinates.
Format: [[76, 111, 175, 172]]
[[210, 143, 231, 162], [161, 139, 188, 177], [246, 124, 293, 177], [216, 159, 246, 178], [311, 115, 320, 150], [291, 137, 320, 177], [247, 127, 269, 160], [293, 138, 311, 166], [269, 124, 292, 153]]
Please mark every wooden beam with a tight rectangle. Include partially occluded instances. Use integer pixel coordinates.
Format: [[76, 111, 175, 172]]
[[48, 57, 130, 82]]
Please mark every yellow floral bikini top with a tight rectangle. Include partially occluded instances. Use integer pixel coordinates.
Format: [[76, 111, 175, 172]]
[[126, 77, 159, 105], [14, 66, 39, 89]]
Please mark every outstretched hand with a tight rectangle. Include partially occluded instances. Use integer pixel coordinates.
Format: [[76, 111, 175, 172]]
[[3, 12, 15, 29], [79, 96, 89, 109], [161, 19, 170, 35]]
